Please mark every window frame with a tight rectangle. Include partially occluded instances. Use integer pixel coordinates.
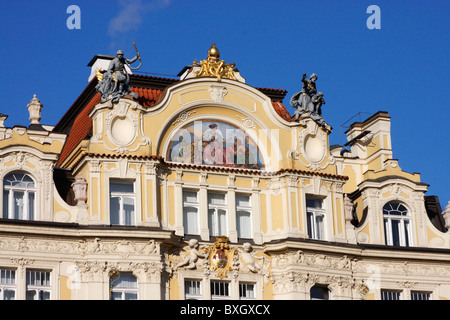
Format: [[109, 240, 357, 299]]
[[0, 268, 16, 300], [210, 280, 230, 300], [109, 272, 138, 300], [208, 192, 228, 237], [306, 196, 326, 240], [239, 282, 256, 300], [381, 289, 402, 300], [383, 202, 412, 247], [184, 279, 202, 300], [109, 179, 136, 226], [183, 190, 200, 235], [411, 291, 431, 300], [3, 172, 36, 221], [26, 269, 51, 300], [236, 193, 252, 239]]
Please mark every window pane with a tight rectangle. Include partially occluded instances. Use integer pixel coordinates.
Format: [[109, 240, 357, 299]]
[[239, 283, 255, 299], [114, 273, 137, 288], [14, 191, 24, 219], [310, 285, 329, 300], [110, 196, 120, 225], [391, 219, 400, 246], [110, 292, 122, 300], [123, 196, 135, 225], [307, 212, 314, 239], [411, 291, 430, 300], [404, 220, 410, 247], [185, 280, 201, 296], [236, 194, 251, 207], [26, 290, 37, 300], [184, 207, 199, 234], [237, 211, 251, 238], [316, 214, 324, 240], [110, 181, 134, 193], [183, 191, 198, 203], [124, 292, 137, 300], [40, 291, 50, 300], [381, 290, 401, 300], [3, 190, 8, 219], [218, 209, 227, 236], [28, 192, 35, 220], [4, 289, 15, 300], [306, 198, 323, 209], [208, 193, 226, 205], [211, 281, 230, 298]]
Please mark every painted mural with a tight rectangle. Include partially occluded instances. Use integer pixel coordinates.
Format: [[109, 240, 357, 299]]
[[167, 120, 264, 169]]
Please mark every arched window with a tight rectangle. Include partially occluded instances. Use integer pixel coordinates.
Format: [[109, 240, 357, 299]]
[[167, 120, 265, 170], [3, 172, 36, 220], [109, 272, 138, 300], [383, 202, 412, 247]]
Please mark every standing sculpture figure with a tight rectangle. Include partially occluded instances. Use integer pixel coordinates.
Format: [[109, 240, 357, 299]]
[[290, 73, 328, 128], [290, 73, 318, 119], [96, 46, 142, 103]]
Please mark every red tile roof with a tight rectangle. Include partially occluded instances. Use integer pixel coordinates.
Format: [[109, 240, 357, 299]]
[[57, 88, 164, 167]]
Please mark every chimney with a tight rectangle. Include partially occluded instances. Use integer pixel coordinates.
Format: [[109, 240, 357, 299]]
[[27, 94, 43, 125]]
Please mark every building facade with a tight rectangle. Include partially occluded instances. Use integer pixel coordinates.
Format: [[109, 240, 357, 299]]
[[0, 45, 449, 300]]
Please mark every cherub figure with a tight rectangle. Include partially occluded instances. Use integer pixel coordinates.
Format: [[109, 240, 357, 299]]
[[173, 239, 207, 270]]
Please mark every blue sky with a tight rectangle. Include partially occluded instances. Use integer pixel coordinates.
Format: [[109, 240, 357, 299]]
[[0, 0, 449, 205]]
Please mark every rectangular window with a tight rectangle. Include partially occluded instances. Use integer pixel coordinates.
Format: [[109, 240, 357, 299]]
[[185, 279, 202, 300], [110, 180, 135, 226], [26, 270, 51, 300], [239, 282, 256, 300], [411, 291, 431, 300], [183, 190, 199, 235], [306, 196, 326, 240], [210, 281, 230, 300], [236, 194, 252, 239], [0, 268, 16, 300], [381, 289, 401, 300], [208, 192, 227, 237]]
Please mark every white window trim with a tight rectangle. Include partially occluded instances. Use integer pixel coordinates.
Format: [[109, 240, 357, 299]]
[[110, 273, 139, 300], [3, 172, 36, 221], [0, 268, 16, 300], [239, 282, 256, 300], [184, 279, 202, 300], [383, 202, 412, 247], [306, 197, 326, 240], [109, 180, 136, 226], [210, 280, 231, 300], [26, 269, 51, 300], [183, 190, 200, 235], [208, 192, 228, 237], [236, 193, 252, 239]]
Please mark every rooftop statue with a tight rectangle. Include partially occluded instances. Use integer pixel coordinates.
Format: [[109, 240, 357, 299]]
[[95, 42, 142, 103], [290, 73, 327, 128], [193, 43, 237, 82]]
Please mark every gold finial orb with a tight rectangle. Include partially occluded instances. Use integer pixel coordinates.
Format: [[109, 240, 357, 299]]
[[208, 43, 220, 59]]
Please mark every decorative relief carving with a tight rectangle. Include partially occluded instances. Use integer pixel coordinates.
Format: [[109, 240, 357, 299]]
[[292, 119, 335, 170], [209, 85, 228, 102], [0, 236, 160, 259], [170, 237, 271, 282], [172, 110, 197, 126]]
